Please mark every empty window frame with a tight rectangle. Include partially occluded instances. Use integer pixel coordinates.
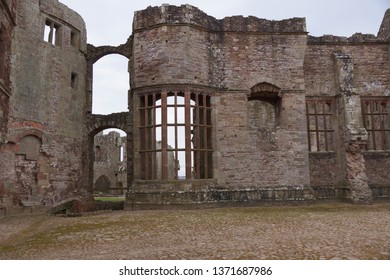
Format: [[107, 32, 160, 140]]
[[44, 19, 61, 46], [71, 72, 78, 89], [306, 98, 335, 152], [70, 29, 80, 48], [361, 97, 390, 150], [139, 91, 213, 181], [119, 146, 125, 162]]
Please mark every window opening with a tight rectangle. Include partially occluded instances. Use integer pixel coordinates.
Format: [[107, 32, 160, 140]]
[[248, 83, 281, 130], [119, 146, 124, 162], [92, 55, 129, 114], [139, 91, 213, 181], [306, 98, 335, 152], [44, 19, 61, 46], [361, 97, 390, 150], [71, 72, 78, 89], [70, 29, 80, 48]]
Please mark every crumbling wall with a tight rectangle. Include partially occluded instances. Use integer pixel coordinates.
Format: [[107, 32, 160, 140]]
[[378, 9, 390, 40], [2, 3, 390, 209], [131, 4, 311, 205], [93, 131, 127, 195], [130, 5, 390, 206], [3, 0, 88, 208], [0, 0, 18, 208], [304, 11, 390, 202]]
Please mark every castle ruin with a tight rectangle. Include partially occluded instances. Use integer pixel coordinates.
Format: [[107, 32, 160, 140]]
[[1, 0, 390, 212]]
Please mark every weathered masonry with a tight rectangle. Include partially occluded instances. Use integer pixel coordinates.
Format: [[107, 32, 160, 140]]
[[0, 0, 91, 213], [1, 1, 390, 212], [93, 131, 127, 195]]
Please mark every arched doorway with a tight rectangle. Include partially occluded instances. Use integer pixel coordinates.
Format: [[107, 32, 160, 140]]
[[92, 128, 127, 195], [94, 175, 110, 194], [92, 54, 129, 115]]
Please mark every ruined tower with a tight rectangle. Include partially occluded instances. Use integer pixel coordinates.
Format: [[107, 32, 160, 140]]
[[1, 0, 88, 210], [129, 5, 311, 206]]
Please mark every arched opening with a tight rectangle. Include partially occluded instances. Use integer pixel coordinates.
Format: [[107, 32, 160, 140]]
[[92, 54, 129, 115], [248, 82, 282, 130], [93, 128, 127, 195], [94, 175, 110, 194]]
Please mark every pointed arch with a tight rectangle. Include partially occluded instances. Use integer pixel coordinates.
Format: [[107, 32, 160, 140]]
[[94, 175, 111, 193]]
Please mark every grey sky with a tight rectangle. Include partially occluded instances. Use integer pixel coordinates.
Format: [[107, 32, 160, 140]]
[[59, 0, 388, 116]]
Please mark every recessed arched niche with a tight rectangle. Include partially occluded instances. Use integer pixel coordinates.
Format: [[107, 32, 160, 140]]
[[248, 82, 282, 130]]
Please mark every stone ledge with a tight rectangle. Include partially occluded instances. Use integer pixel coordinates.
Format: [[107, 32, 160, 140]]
[[364, 151, 390, 159], [370, 185, 390, 199], [128, 186, 316, 206]]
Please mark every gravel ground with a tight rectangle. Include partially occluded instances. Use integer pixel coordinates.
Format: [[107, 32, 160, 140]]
[[0, 203, 389, 260]]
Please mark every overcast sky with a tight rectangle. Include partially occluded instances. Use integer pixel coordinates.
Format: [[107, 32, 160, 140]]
[[59, 0, 388, 117]]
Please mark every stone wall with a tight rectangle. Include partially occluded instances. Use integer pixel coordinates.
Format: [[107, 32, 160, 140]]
[[304, 22, 390, 202], [93, 131, 127, 195], [1, 0, 88, 209], [0, 0, 17, 206], [132, 5, 310, 201], [364, 152, 390, 186], [2, 2, 390, 210], [130, 5, 390, 206]]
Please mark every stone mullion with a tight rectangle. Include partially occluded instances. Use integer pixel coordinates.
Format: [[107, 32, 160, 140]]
[[185, 91, 192, 179], [322, 102, 329, 151], [161, 91, 168, 181], [174, 92, 179, 180], [152, 93, 157, 180], [305, 101, 312, 151]]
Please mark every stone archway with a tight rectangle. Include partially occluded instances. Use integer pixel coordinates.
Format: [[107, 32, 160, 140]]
[[86, 38, 133, 114], [87, 112, 130, 136], [86, 112, 132, 195], [94, 175, 110, 193]]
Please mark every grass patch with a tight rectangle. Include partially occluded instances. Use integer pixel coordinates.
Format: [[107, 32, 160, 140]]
[[0, 245, 16, 253]]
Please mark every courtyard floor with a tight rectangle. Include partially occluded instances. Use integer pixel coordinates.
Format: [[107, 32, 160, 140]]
[[0, 202, 389, 260]]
